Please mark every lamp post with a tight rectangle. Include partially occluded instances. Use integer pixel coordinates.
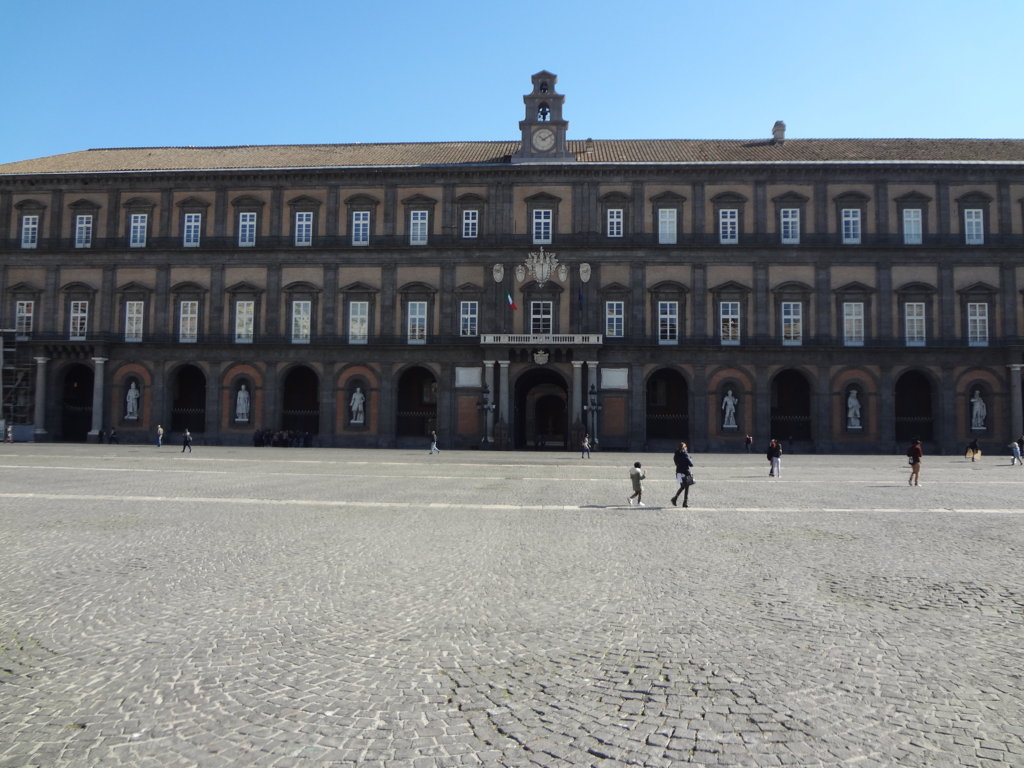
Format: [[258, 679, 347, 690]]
[[478, 384, 496, 446], [583, 383, 602, 448]]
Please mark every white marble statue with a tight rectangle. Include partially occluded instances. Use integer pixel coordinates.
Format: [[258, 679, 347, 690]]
[[125, 381, 140, 420], [350, 386, 366, 424], [235, 384, 250, 422], [970, 389, 987, 430], [722, 389, 738, 428], [847, 388, 862, 428]]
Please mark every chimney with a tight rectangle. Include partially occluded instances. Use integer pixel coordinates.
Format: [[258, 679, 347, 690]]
[[772, 121, 786, 144]]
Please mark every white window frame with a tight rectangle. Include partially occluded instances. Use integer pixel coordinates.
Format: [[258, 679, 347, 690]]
[[183, 212, 202, 247], [843, 301, 864, 347], [460, 300, 478, 337], [903, 208, 923, 245], [719, 208, 738, 245], [238, 212, 257, 247], [530, 300, 553, 335], [234, 300, 254, 344], [179, 300, 199, 343], [294, 211, 313, 247], [605, 300, 624, 338], [720, 301, 740, 345], [967, 302, 988, 347], [841, 208, 861, 245], [964, 208, 984, 245], [781, 301, 803, 346], [407, 300, 427, 344], [291, 300, 311, 344], [69, 300, 89, 340], [124, 300, 144, 342], [905, 302, 926, 347], [349, 301, 369, 344], [15, 300, 34, 338], [780, 208, 800, 245], [129, 213, 148, 248], [75, 214, 93, 248], [607, 208, 623, 238], [657, 209, 677, 245], [658, 301, 678, 345], [351, 211, 370, 246], [409, 210, 428, 246], [21, 215, 39, 249], [532, 209, 552, 245], [461, 209, 479, 239]]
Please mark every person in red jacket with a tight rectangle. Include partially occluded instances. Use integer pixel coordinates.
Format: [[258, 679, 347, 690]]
[[907, 439, 923, 486]]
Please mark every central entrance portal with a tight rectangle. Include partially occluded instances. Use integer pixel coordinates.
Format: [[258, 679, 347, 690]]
[[514, 367, 568, 449]]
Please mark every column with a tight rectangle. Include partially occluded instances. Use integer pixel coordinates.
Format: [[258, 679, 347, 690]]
[[1009, 364, 1023, 440], [483, 360, 495, 441], [587, 360, 600, 445], [498, 359, 510, 424], [33, 357, 48, 438], [571, 360, 583, 426], [89, 357, 107, 440]]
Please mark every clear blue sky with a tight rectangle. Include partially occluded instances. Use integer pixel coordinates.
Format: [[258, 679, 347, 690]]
[[3, 0, 1022, 165]]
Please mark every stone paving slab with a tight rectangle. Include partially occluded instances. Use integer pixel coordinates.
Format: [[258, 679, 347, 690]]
[[0, 444, 1022, 767]]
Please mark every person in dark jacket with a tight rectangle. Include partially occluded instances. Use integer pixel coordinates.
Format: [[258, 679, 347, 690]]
[[767, 439, 782, 477], [907, 439, 923, 486], [671, 441, 694, 507]]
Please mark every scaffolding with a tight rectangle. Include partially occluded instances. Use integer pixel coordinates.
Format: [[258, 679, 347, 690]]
[[1, 329, 34, 434]]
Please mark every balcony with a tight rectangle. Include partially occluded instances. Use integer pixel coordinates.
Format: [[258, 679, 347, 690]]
[[480, 334, 603, 345]]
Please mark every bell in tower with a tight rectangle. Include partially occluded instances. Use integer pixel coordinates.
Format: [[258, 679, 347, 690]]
[[512, 71, 576, 164]]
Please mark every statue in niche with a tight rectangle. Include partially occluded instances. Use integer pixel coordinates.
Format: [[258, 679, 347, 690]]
[[125, 381, 140, 420], [970, 389, 987, 430], [235, 384, 251, 423], [722, 390, 738, 428], [350, 386, 366, 424], [847, 388, 862, 429]]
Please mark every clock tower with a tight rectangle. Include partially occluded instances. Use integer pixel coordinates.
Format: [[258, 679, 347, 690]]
[[511, 71, 576, 164]]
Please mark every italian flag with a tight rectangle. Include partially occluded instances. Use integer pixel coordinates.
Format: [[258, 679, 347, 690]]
[[507, 291, 518, 310]]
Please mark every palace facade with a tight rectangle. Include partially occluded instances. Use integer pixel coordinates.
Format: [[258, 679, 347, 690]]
[[2, 71, 1024, 453]]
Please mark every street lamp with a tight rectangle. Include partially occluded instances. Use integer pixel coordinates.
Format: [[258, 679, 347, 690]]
[[478, 384, 496, 445], [583, 383, 602, 448]]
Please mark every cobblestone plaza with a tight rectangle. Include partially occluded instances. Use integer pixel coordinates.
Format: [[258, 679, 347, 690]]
[[1, 444, 1022, 767]]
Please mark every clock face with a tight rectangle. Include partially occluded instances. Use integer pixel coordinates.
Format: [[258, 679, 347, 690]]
[[532, 128, 555, 151]]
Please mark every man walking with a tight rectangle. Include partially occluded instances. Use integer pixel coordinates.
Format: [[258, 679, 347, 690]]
[[670, 441, 693, 507], [581, 433, 591, 459], [156, 424, 164, 447], [182, 428, 192, 453], [767, 439, 782, 477], [429, 430, 439, 454]]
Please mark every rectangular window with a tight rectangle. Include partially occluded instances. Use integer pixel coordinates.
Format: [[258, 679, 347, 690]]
[[842, 208, 861, 244], [460, 301, 478, 337], [238, 212, 257, 247], [349, 301, 369, 344], [780, 208, 800, 244], [903, 208, 922, 245], [124, 300, 144, 342], [179, 300, 199, 343], [461, 209, 479, 239], [129, 213, 148, 247], [407, 300, 427, 344], [782, 301, 802, 345], [720, 301, 740, 345], [183, 212, 202, 247], [607, 208, 623, 238], [719, 209, 738, 245], [905, 302, 925, 346], [964, 209, 984, 245], [530, 301, 553, 335], [532, 209, 552, 244], [15, 300, 34, 338], [351, 211, 370, 246], [843, 302, 864, 346], [21, 215, 39, 249], [409, 210, 428, 245], [658, 301, 678, 344], [75, 214, 93, 248], [291, 300, 311, 344], [235, 300, 254, 343], [605, 301, 624, 338], [69, 301, 88, 340], [658, 209, 677, 245], [294, 211, 313, 246], [967, 302, 989, 346]]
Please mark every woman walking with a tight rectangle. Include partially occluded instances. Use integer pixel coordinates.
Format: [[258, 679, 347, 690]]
[[670, 441, 694, 508], [907, 439, 923, 486]]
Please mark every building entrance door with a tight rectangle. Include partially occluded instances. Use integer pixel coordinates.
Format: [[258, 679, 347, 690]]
[[514, 367, 568, 449], [60, 363, 93, 442]]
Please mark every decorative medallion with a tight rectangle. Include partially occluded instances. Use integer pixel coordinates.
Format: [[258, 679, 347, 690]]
[[533, 349, 550, 365], [579, 263, 592, 283], [515, 264, 527, 283], [492, 264, 504, 283]]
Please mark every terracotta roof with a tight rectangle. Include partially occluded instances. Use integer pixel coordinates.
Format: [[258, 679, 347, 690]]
[[3, 138, 1024, 176]]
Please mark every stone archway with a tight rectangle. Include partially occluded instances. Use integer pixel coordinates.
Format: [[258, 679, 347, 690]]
[[60, 363, 93, 442], [770, 369, 812, 442], [171, 364, 207, 432], [645, 368, 689, 444], [514, 367, 568, 449], [281, 365, 319, 435], [895, 370, 934, 442], [395, 366, 437, 438]]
